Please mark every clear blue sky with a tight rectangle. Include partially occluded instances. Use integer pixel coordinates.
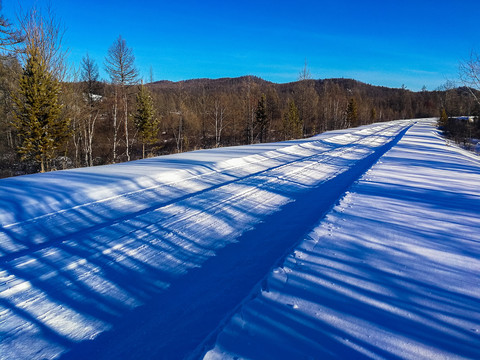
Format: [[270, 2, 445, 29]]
[[3, 0, 480, 91]]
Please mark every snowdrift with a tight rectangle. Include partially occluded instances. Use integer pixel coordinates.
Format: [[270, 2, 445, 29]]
[[204, 120, 480, 360], [3, 119, 478, 360]]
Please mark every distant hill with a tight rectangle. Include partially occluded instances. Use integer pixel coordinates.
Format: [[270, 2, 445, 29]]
[[1, 73, 477, 178], [151, 76, 425, 94], [147, 75, 477, 125]]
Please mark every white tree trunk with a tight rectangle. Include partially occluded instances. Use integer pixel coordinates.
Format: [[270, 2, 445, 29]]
[[113, 89, 118, 163], [124, 92, 130, 162]]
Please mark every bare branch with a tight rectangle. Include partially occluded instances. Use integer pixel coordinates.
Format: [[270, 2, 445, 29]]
[[459, 50, 480, 105], [17, 6, 68, 80], [104, 35, 138, 86]]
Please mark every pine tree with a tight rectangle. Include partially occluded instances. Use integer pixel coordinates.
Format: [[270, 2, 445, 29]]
[[283, 100, 302, 140], [346, 98, 358, 127], [291, 101, 303, 139], [438, 108, 448, 129], [255, 93, 267, 142], [133, 83, 158, 158], [12, 45, 68, 172], [370, 107, 377, 122]]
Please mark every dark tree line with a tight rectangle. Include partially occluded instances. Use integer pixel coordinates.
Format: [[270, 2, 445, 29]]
[[1, 61, 478, 178], [145, 76, 477, 147], [438, 111, 480, 150]]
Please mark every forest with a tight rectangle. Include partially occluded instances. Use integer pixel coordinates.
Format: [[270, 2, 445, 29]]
[[0, 8, 478, 178]]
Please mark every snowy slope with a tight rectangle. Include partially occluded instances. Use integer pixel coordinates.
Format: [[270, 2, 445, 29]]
[[2, 118, 476, 359], [203, 120, 480, 360]]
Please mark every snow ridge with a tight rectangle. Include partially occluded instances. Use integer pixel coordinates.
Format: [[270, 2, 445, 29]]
[[0, 120, 414, 359], [203, 120, 480, 360]]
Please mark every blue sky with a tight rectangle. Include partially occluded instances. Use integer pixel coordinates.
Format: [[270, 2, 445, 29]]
[[3, 0, 480, 90]]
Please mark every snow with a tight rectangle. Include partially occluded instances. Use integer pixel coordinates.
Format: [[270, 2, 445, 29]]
[[203, 120, 480, 360], [0, 118, 479, 359]]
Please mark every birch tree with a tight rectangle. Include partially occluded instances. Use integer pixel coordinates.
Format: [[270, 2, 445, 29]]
[[296, 59, 318, 136], [212, 96, 227, 147], [105, 35, 138, 162], [460, 52, 480, 106], [81, 53, 101, 166]]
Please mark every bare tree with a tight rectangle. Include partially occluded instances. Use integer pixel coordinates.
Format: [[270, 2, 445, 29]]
[[82, 53, 100, 103], [171, 110, 184, 153], [17, 6, 67, 80], [460, 51, 480, 106], [296, 59, 318, 136], [149, 65, 154, 83], [0, 1, 23, 51], [243, 76, 259, 144], [109, 86, 120, 163], [81, 53, 101, 166], [298, 58, 312, 81], [212, 96, 227, 147], [436, 80, 459, 116], [105, 35, 138, 162], [105, 35, 138, 85], [64, 66, 83, 167]]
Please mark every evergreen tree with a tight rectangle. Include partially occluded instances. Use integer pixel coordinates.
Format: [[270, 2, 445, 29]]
[[255, 93, 267, 142], [283, 100, 302, 140], [292, 101, 303, 139], [133, 83, 158, 158], [438, 108, 448, 129], [370, 107, 377, 122], [346, 98, 358, 127], [12, 45, 68, 172]]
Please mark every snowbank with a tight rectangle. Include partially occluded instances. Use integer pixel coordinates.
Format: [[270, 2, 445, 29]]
[[0, 120, 425, 359], [203, 119, 480, 360]]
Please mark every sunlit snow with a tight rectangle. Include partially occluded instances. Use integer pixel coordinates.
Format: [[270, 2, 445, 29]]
[[0, 119, 479, 359]]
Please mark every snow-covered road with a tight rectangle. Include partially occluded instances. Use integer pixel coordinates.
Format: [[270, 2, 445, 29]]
[[1, 119, 478, 359], [204, 120, 480, 360]]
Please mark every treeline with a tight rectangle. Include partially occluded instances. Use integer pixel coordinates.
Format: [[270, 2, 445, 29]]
[[438, 110, 480, 149], [0, 8, 478, 178], [1, 61, 478, 178], [147, 76, 478, 149]]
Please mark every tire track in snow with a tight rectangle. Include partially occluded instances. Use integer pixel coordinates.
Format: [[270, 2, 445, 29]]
[[1, 122, 404, 264], [1, 126, 392, 299], [62, 122, 411, 360], [0, 121, 412, 360]]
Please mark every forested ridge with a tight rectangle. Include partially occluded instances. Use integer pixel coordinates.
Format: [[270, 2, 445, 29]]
[[1, 60, 478, 179]]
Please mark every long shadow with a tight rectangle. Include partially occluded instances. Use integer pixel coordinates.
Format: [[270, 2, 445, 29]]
[[0, 122, 411, 360], [202, 203, 480, 359], [60, 125, 410, 359], [201, 124, 480, 359], [0, 138, 340, 262]]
